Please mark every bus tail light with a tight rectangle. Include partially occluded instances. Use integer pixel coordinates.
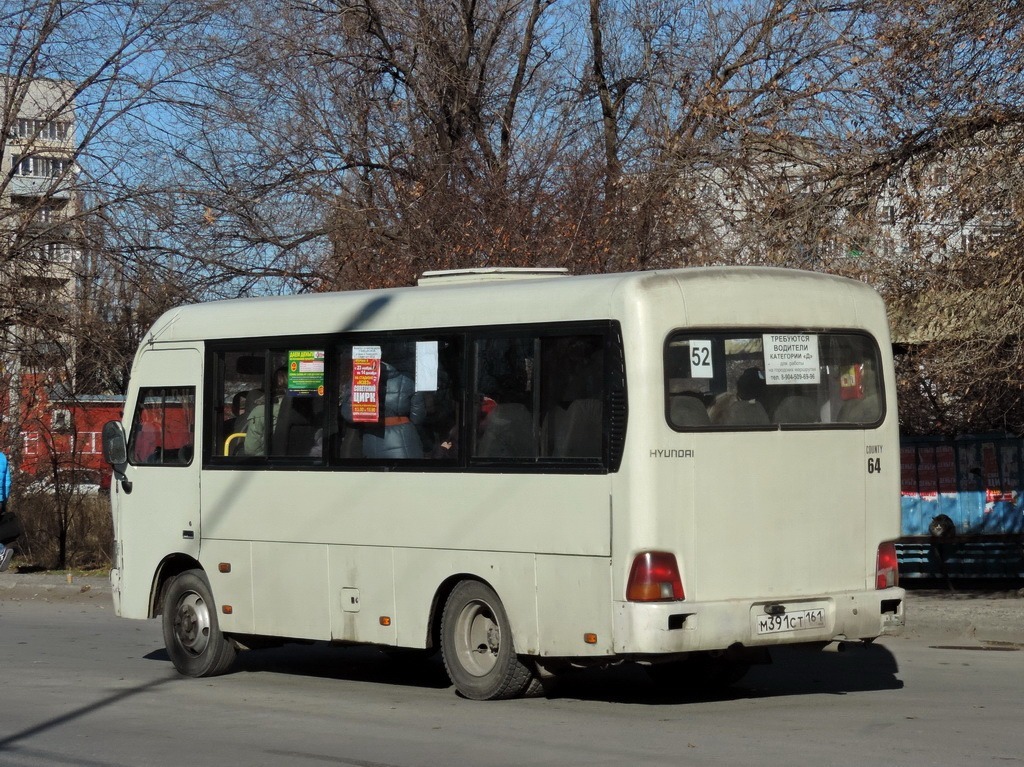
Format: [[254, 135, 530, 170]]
[[627, 551, 685, 601], [876, 542, 899, 589]]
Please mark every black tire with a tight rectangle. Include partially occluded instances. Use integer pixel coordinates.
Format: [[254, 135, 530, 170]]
[[162, 569, 237, 678], [647, 652, 750, 691], [440, 580, 539, 700]]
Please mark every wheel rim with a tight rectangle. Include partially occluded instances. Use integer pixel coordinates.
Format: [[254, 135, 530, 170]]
[[453, 599, 501, 677], [173, 591, 211, 657]]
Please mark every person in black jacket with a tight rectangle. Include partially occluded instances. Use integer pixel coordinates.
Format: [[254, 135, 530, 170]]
[[342, 361, 426, 459]]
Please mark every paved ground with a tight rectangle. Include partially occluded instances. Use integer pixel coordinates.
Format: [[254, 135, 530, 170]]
[[2, 571, 1022, 645], [898, 583, 1024, 645]]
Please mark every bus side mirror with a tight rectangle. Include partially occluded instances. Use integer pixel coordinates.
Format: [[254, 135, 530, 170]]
[[102, 420, 131, 490]]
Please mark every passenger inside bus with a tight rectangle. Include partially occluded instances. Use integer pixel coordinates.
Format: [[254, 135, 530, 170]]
[[244, 368, 286, 456], [712, 367, 770, 426], [225, 391, 246, 431], [339, 348, 426, 459], [365, 360, 425, 458], [476, 392, 535, 459]]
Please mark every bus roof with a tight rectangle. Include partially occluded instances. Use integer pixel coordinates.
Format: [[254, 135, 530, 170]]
[[141, 267, 886, 345]]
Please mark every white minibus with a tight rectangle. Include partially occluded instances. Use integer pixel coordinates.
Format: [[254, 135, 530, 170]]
[[102, 266, 904, 699]]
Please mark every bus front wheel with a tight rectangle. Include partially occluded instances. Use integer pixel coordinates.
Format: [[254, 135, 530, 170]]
[[440, 580, 540, 700], [162, 569, 237, 678]]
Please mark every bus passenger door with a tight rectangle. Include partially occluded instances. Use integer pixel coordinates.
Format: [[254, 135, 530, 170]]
[[113, 348, 202, 619]]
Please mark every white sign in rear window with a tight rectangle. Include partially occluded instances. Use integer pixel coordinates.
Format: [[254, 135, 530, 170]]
[[689, 340, 714, 378], [762, 334, 820, 385]]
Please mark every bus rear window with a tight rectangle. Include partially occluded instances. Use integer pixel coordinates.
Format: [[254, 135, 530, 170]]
[[664, 331, 884, 429]]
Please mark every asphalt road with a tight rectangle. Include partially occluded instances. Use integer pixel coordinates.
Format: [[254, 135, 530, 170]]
[[1, 573, 1022, 767]]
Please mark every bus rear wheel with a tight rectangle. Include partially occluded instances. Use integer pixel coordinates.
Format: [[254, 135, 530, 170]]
[[162, 569, 237, 678], [440, 580, 540, 700]]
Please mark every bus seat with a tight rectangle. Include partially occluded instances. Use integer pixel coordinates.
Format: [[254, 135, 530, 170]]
[[668, 378, 705, 396], [714, 397, 770, 426], [541, 402, 568, 456], [477, 403, 535, 458], [837, 364, 881, 423], [772, 395, 818, 424], [555, 398, 602, 457], [837, 395, 881, 424], [670, 394, 711, 427], [271, 394, 318, 455], [243, 388, 264, 410]]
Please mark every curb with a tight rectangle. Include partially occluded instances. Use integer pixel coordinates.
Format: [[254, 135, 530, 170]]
[[0, 572, 111, 601], [900, 588, 1024, 646]]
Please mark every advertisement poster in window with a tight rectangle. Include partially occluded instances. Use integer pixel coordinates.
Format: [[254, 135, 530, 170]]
[[351, 346, 381, 422], [762, 333, 820, 385], [288, 350, 325, 396]]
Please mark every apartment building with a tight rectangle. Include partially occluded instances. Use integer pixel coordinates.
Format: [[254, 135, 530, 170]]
[[2, 76, 79, 360], [2, 76, 83, 483]]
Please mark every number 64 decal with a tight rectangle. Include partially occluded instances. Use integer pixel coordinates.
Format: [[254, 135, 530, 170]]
[[867, 457, 881, 473]]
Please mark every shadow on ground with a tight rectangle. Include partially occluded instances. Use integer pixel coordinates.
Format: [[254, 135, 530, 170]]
[[145, 639, 901, 705]]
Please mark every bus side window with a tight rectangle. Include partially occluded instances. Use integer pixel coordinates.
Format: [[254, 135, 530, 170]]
[[418, 339, 460, 459], [472, 336, 538, 460], [472, 332, 606, 463], [333, 337, 461, 462], [268, 350, 326, 459], [128, 387, 195, 466], [211, 351, 266, 460]]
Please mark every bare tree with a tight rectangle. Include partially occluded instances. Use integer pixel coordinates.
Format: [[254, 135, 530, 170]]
[[0, 0, 242, 566], [1, 0, 241, 378], [858, 1, 1024, 435], [144, 0, 645, 288], [4, 0, 1023, 449]]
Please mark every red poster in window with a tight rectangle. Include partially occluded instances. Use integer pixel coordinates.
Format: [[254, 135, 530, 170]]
[[351, 356, 381, 423], [839, 364, 864, 400]]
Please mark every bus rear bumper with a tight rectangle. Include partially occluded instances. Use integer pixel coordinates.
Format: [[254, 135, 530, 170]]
[[612, 588, 905, 655]]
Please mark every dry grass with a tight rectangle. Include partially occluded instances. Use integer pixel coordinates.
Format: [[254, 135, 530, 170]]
[[9, 493, 113, 571]]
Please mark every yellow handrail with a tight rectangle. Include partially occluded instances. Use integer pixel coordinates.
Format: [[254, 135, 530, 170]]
[[223, 432, 246, 456]]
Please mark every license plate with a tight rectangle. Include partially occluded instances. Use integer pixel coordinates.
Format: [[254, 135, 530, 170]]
[[755, 607, 827, 635]]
